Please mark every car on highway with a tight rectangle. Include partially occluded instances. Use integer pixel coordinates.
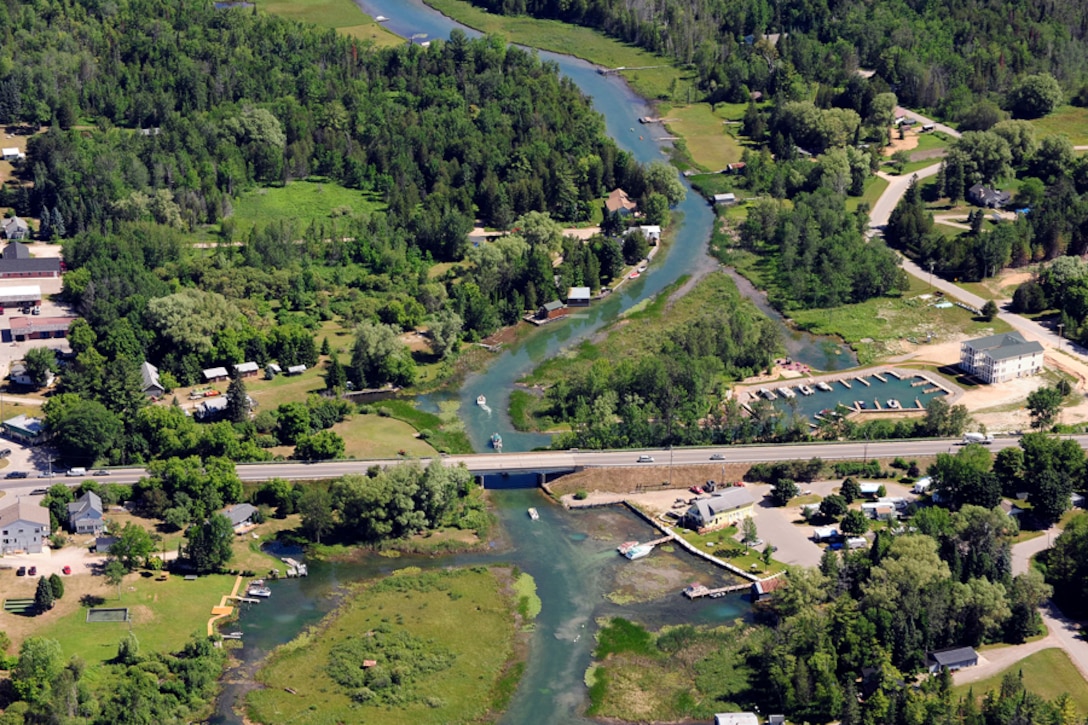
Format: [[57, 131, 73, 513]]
[[637, 454, 654, 463], [66, 467, 87, 477], [62, 566, 71, 575], [30, 488, 48, 495], [709, 453, 725, 460], [16, 566, 26, 576], [93, 469, 110, 477], [4, 471, 28, 479]]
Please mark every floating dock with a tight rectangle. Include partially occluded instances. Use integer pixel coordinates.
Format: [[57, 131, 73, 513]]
[[856, 376, 871, 387], [839, 379, 852, 389], [683, 582, 749, 599], [873, 373, 887, 383]]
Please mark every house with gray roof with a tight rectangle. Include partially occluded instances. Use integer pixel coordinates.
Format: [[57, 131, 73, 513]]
[[67, 491, 105, 534], [960, 331, 1043, 384], [1, 216, 29, 241], [221, 503, 257, 530], [967, 184, 1011, 209], [927, 646, 978, 673], [0, 242, 61, 278], [682, 488, 755, 532], [0, 498, 50, 554], [140, 361, 165, 398]]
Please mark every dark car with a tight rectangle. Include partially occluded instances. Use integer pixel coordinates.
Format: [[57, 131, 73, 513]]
[[28, 566, 36, 576], [16, 566, 26, 576], [4, 471, 28, 479], [709, 453, 725, 461]]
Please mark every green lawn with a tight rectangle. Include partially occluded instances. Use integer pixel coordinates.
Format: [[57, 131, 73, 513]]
[[37, 573, 236, 666], [789, 274, 1014, 366], [1030, 106, 1088, 146], [261, 0, 402, 47], [675, 526, 786, 576], [845, 175, 889, 214], [248, 567, 520, 725], [953, 648, 1088, 714], [330, 413, 437, 459], [230, 180, 385, 233], [663, 104, 745, 171], [423, 0, 686, 101]]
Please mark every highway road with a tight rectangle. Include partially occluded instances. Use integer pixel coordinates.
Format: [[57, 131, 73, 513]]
[[6, 435, 1084, 496]]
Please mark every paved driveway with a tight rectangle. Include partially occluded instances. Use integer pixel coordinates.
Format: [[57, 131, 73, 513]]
[[746, 484, 824, 568]]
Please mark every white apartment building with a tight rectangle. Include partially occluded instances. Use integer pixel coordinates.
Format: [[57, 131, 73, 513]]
[[960, 332, 1044, 384]]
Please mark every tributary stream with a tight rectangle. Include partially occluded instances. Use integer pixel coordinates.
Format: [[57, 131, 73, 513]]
[[212, 2, 858, 721]]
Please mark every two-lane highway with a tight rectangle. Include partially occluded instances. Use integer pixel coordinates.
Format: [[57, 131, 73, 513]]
[[7, 435, 1083, 495]]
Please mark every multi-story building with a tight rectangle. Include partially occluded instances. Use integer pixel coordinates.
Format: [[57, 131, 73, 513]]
[[960, 332, 1044, 384]]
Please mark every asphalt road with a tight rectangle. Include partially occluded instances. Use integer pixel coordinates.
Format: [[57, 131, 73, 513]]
[[7, 435, 1086, 496]]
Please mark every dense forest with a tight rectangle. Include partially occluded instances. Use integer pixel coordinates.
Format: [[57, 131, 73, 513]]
[[466, 0, 1088, 120]]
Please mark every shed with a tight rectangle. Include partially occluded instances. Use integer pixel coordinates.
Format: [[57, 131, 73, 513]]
[[265, 363, 282, 379], [1, 148, 25, 161], [567, 287, 592, 306], [751, 576, 787, 601], [203, 367, 229, 382], [233, 361, 259, 377], [536, 300, 568, 321], [858, 482, 882, 497], [713, 193, 737, 205], [140, 361, 165, 397], [94, 536, 118, 553], [927, 646, 978, 674], [286, 364, 307, 375]]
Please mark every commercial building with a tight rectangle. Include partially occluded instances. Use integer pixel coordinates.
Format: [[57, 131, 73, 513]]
[[0, 242, 62, 278], [1, 414, 47, 445], [0, 285, 41, 308], [960, 332, 1044, 384], [0, 498, 50, 554], [682, 489, 755, 532], [7, 315, 76, 341]]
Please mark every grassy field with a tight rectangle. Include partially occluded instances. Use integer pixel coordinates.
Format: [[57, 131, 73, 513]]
[[845, 175, 890, 214], [377, 399, 473, 454], [248, 566, 520, 725], [423, 0, 686, 101], [788, 274, 1014, 366], [330, 412, 436, 459], [674, 527, 786, 577], [36, 572, 236, 666], [663, 105, 745, 170], [230, 180, 385, 233], [953, 648, 1088, 713], [1030, 106, 1088, 146], [261, 0, 402, 47]]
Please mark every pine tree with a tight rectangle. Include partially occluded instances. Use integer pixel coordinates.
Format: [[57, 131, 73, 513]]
[[38, 208, 51, 240], [35, 576, 55, 612], [48, 573, 64, 601], [225, 374, 250, 423], [51, 206, 65, 239], [320, 337, 331, 355], [325, 354, 346, 391]]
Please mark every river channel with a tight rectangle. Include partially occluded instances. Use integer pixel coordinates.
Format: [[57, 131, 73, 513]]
[[211, 477, 752, 724], [214, 3, 849, 722]]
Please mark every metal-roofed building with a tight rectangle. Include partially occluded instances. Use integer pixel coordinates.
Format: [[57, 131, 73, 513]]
[[927, 646, 978, 673], [960, 331, 1043, 384], [682, 488, 755, 532]]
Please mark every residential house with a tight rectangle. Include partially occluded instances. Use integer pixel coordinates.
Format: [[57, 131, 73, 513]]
[[1, 216, 29, 241], [725, 162, 746, 174], [0, 498, 50, 554], [967, 184, 1011, 209], [140, 361, 165, 398], [1, 414, 47, 445], [535, 300, 568, 321], [604, 188, 637, 217], [0, 242, 62, 279], [713, 193, 737, 205], [858, 482, 882, 497], [960, 331, 1044, 384], [862, 502, 897, 521], [194, 396, 228, 421], [220, 503, 258, 531], [637, 225, 661, 244], [233, 361, 259, 378], [927, 646, 978, 674], [67, 491, 105, 534], [682, 489, 755, 532], [1, 148, 25, 161], [9, 361, 54, 389], [567, 287, 592, 306], [202, 366, 229, 383]]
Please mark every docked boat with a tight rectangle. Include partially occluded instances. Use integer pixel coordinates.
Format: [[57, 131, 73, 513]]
[[477, 395, 486, 406], [759, 387, 777, 400], [528, 507, 540, 520], [887, 399, 902, 409], [780, 386, 796, 399], [798, 384, 814, 396], [247, 585, 271, 598], [490, 432, 503, 451], [855, 400, 867, 409], [617, 541, 638, 555], [624, 544, 653, 560], [816, 381, 833, 392]]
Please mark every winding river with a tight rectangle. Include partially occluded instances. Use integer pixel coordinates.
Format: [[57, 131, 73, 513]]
[[211, 4, 854, 722]]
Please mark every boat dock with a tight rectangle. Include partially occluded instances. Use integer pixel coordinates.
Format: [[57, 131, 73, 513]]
[[282, 557, 308, 577], [873, 373, 887, 383], [683, 582, 750, 599], [227, 595, 260, 603], [856, 376, 871, 387], [839, 379, 852, 389]]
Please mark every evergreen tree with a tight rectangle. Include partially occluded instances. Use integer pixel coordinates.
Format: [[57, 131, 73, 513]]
[[38, 208, 51, 240], [34, 576, 55, 612], [225, 374, 250, 423], [48, 573, 64, 601], [324, 353, 346, 391], [51, 206, 65, 239], [320, 336, 331, 355]]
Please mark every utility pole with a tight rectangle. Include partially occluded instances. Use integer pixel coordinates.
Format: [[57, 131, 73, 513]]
[[1057, 323, 1064, 351], [668, 445, 674, 487]]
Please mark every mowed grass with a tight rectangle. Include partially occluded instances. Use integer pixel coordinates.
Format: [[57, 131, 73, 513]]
[[230, 180, 385, 233], [953, 648, 1088, 713], [664, 104, 744, 170], [330, 413, 436, 459], [1030, 106, 1088, 146], [248, 567, 518, 725], [845, 175, 889, 214], [789, 274, 1013, 365], [261, 0, 402, 47], [423, 0, 684, 100], [36, 572, 236, 666]]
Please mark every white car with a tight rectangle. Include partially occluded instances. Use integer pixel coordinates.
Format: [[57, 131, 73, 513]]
[[637, 455, 655, 463]]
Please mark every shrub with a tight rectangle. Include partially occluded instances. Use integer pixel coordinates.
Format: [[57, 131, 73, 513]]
[[574, 490, 588, 500]]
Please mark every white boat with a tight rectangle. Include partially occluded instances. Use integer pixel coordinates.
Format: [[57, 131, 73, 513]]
[[816, 381, 833, 392], [375, 15, 389, 21], [780, 386, 796, 399], [798, 384, 814, 396], [759, 387, 777, 401], [528, 507, 540, 520], [887, 399, 901, 409], [617, 541, 638, 555], [624, 544, 653, 560], [477, 395, 486, 406], [247, 586, 271, 598]]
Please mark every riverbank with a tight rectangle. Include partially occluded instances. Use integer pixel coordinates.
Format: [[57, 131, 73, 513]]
[[246, 566, 528, 724]]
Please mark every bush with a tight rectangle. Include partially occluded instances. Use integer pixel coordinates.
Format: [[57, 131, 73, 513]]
[[833, 460, 881, 478], [574, 490, 588, 500]]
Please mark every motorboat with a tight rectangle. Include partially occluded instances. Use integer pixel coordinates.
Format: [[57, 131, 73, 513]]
[[490, 433, 503, 451], [477, 395, 486, 406], [887, 399, 902, 409], [798, 384, 814, 396], [247, 585, 271, 598], [779, 386, 796, 399], [528, 507, 540, 520], [816, 381, 833, 391], [759, 388, 777, 400], [624, 544, 653, 560], [617, 541, 638, 554]]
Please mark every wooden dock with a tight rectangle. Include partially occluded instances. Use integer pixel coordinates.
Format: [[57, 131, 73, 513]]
[[683, 582, 749, 599], [839, 379, 852, 389], [873, 373, 887, 383], [856, 376, 871, 387]]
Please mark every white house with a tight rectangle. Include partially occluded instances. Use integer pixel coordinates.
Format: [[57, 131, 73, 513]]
[[714, 714, 759, 725], [67, 491, 105, 534], [637, 225, 661, 243], [960, 332, 1043, 384], [0, 498, 50, 554], [1, 148, 25, 161]]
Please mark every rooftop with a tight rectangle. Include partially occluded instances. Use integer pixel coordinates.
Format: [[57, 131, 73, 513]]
[[965, 331, 1044, 361], [930, 646, 978, 666], [689, 488, 754, 522], [0, 498, 50, 528], [568, 286, 592, 299], [3, 413, 44, 435]]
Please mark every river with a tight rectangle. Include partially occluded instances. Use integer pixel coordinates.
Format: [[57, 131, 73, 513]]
[[355, 0, 856, 454], [211, 477, 752, 724]]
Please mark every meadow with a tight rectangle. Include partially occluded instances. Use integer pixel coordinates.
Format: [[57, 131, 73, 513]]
[[261, 0, 402, 47], [952, 648, 1088, 714], [229, 180, 385, 233]]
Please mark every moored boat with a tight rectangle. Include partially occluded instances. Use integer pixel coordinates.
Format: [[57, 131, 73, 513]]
[[528, 507, 540, 520], [617, 540, 638, 554], [816, 381, 833, 392], [780, 386, 796, 399], [247, 586, 271, 598], [887, 399, 901, 409], [759, 387, 777, 400], [624, 544, 653, 560], [798, 384, 814, 396]]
